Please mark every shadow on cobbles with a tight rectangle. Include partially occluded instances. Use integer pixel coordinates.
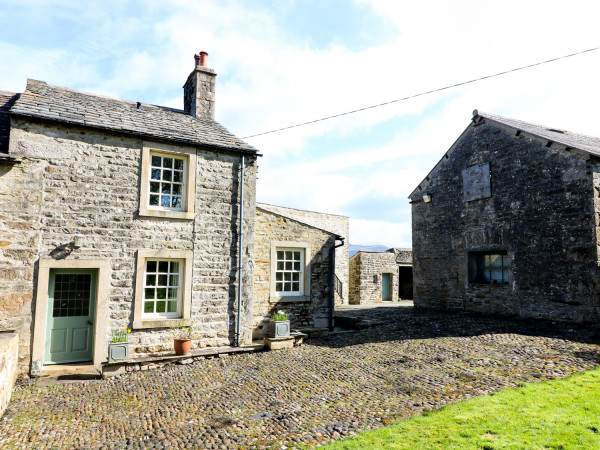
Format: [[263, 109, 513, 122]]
[[326, 305, 600, 352]]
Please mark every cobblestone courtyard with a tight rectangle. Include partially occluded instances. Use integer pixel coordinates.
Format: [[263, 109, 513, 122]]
[[2, 305, 600, 449]]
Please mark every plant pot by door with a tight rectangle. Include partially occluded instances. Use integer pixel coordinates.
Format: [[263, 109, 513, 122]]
[[108, 342, 129, 363], [174, 338, 192, 355], [269, 320, 291, 338]]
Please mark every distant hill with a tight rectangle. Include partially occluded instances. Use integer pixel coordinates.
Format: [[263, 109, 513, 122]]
[[349, 244, 389, 258]]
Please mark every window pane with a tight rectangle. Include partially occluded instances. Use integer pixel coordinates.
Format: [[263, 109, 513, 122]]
[[284, 284, 291, 292], [151, 155, 161, 167], [144, 301, 154, 313], [277, 251, 284, 260], [276, 282, 283, 291], [163, 170, 172, 182], [173, 171, 182, 183], [163, 157, 173, 168], [293, 252, 300, 261], [159, 261, 168, 272], [156, 301, 166, 313], [161, 183, 171, 194], [169, 274, 179, 286], [285, 251, 292, 260], [151, 168, 161, 180], [172, 197, 182, 209], [275, 272, 282, 281], [147, 261, 157, 272], [172, 184, 182, 195], [168, 288, 178, 299], [156, 288, 166, 299], [149, 195, 159, 206], [292, 282, 299, 291], [294, 261, 300, 271], [144, 288, 155, 299], [160, 196, 171, 207], [150, 182, 160, 193], [277, 261, 284, 270], [292, 272, 299, 282], [167, 301, 178, 313], [170, 261, 179, 272], [174, 159, 184, 170], [285, 261, 292, 270], [145, 274, 156, 286], [284, 273, 291, 281], [158, 274, 168, 286]]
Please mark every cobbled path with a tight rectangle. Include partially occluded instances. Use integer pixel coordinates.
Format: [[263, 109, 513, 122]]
[[2, 305, 600, 449]]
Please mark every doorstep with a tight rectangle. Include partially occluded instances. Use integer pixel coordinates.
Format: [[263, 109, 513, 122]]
[[38, 363, 102, 383]]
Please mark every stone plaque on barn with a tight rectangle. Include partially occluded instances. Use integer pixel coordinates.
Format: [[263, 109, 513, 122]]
[[462, 163, 490, 201]]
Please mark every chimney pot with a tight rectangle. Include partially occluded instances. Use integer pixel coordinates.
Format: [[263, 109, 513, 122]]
[[195, 51, 208, 67]]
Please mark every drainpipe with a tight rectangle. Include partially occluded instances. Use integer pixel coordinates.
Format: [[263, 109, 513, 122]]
[[328, 235, 345, 331], [236, 155, 245, 346]]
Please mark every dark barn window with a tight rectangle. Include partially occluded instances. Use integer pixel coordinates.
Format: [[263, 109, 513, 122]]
[[468, 251, 509, 284]]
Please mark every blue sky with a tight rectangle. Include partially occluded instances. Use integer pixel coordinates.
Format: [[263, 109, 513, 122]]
[[2, 0, 600, 247]]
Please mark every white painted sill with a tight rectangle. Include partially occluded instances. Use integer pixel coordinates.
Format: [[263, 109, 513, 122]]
[[269, 295, 310, 303], [133, 318, 191, 330], [138, 208, 194, 220]]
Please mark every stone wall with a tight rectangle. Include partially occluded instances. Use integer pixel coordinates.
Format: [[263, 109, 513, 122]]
[[253, 208, 334, 337], [389, 248, 412, 264], [348, 252, 399, 304], [0, 333, 18, 417], [257, 203, 349, 304], [411, 119, 600, 323], [1, 117, 257, 375]]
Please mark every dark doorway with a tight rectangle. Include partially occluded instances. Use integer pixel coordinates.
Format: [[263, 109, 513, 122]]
[[398, 266, 413, 300]]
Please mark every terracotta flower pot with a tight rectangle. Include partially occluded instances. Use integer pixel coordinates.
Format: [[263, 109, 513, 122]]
[[173, 338, 192, 355]]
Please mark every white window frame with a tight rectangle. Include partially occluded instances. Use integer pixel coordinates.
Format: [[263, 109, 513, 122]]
[[138, 141, 196, 220], [269, 241, 311, 303], [147, 152, 187, 212], [133, 249, 193, 329], [274, 247, 305, 296], [142, 258, 183, 319]]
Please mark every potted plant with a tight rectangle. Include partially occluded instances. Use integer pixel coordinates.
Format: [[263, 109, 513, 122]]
[[269, 310, 290, 338], [108, 323, 131, 363], [170, 319, 197, 355]]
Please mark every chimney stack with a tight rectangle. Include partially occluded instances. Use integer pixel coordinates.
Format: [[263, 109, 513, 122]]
[[184, 51, 216, 119]]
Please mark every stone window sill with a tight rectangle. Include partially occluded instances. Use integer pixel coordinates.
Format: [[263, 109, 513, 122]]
[[270, 295, 310, 303], [138, 209, 194, 220], [133, 318, 191, 330]]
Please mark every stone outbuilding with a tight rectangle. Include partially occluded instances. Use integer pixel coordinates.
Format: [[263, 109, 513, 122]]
[[0, 53, 260, 377], [410, 110, 600, 323], [252, 204, 345, 337], [349, 248, 412, 304]]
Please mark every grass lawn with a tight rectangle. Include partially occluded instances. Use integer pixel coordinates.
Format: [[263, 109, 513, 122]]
[[325, 367, 600, 449]]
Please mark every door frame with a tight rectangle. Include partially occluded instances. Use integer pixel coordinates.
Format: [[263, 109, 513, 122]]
[[32, 259, 110, 375]]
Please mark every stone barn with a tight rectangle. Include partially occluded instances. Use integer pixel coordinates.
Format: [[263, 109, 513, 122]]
[[252, 204, 345, 337], [410, 110, 600, 323], [0, 53, 259, 377], [348, 248, 412, 304]]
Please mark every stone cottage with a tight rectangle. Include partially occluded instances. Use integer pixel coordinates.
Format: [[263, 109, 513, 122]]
[[348, 248, 412, 304], [252, 203, 346, 337], [410, 110, 600, 323], [0, 53, 259, 377]]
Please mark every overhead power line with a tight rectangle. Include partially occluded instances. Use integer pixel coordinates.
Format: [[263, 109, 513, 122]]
[[242, 46, 600, 139]]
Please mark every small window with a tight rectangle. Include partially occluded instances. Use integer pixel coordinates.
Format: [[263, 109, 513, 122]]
[[148, 153, 186, 211], [469, 251, 509, 284], [143, 259, 182, 318], [373, 275, 378, 283], [275, 249, 304, 294], [138, 143, 196, 220]]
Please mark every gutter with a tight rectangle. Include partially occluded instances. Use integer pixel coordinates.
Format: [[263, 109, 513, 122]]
[[328, 235, 345, 331]]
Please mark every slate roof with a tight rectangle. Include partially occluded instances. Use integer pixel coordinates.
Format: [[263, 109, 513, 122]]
[[0, 90, 19, 155], [9, 79, 257, 154], [477, 111, 600, 157]]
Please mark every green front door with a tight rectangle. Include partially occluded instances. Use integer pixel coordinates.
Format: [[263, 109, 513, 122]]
[[45, 269, 97, 364], [382, 273, 392, 301]]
